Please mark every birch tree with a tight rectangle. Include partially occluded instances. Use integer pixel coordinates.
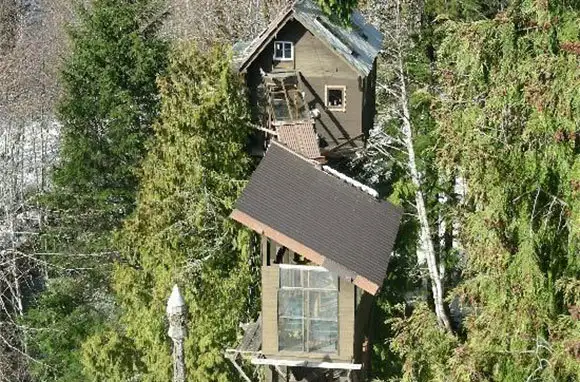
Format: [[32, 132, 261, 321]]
[[360, 0, 452, 331], [371, 0, 580, 380], [0, 0, 71, 378]]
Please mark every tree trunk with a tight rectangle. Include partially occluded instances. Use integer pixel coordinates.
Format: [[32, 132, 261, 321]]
[[398, 55, 452, 332]]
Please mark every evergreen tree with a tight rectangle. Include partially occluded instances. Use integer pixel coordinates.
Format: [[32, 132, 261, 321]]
[[55, 0, 167, 215], [81, 43, 257, 381], [24, 0, 167, 379], [389, 1, 580, 380], [316, 0, 358, 25]]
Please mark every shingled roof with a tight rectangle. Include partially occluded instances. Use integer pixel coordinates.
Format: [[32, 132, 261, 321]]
[[276, 122, 321, 159], [233, 0, 383, 76], [230, 142, 402, 295]]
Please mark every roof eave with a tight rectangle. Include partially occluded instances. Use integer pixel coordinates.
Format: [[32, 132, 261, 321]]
[[236, 8, 295, 73], [230, 208, 382, 295]]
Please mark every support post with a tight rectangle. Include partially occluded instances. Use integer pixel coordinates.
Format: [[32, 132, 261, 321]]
[[167, 285, 186, 382]]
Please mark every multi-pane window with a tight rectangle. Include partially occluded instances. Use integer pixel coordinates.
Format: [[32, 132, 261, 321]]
[[274, 41, 294, 61], [278, 265, 338, 353]]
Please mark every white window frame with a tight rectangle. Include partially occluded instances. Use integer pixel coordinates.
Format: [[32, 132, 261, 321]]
[[325, 85, 346, 112], [273, 41, 294, 61], [277, 265, 339, 354]]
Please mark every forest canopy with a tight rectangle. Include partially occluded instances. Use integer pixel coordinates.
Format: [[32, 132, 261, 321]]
[[0, 0, 577, 381]]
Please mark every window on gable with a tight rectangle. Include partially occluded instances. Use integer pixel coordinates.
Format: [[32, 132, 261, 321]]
[[278, 265, 339, 353], [274, 41, 293, 61], [325, 85, 346, 111]]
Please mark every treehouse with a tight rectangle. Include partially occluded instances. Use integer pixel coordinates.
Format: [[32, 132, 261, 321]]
[[226, 142, 402, 382], [233, 0, 383, 158]]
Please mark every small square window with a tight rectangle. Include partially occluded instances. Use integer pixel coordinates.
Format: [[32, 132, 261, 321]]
[[274, 41, 293, 61], [325, 86, 346, 111]]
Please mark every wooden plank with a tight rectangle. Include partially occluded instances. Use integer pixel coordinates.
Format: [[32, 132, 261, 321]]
[[226, 354, 253, 382], [339, 281, 355, 359], [251, 358, 362, 370], [261, 266, 279, 354]]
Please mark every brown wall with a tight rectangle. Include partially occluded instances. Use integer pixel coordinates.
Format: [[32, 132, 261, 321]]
[[246, 20, 367, 151], [262, 265, 280, 354]]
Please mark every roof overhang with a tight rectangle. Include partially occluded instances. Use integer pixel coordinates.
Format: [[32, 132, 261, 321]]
[[231, 208, 381, 295], [230, 141, 402, 296]]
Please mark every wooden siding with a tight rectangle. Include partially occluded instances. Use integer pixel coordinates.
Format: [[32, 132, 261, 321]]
[[262, 265, 279, 354], [246, 19, 367, 151], [339, 279, 355, 360], [300, 75, 363, 148]]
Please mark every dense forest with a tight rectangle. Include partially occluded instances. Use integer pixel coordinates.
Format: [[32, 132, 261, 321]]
[[0, 0, 578, 381]]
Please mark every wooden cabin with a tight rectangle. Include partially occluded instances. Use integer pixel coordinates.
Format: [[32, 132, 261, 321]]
[[227, 142, 402, 382], [233, 0, 383, 158]]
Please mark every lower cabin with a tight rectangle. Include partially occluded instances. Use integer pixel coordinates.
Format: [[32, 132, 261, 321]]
[[259, 240, 374, 381], [227, 142, 402, 381]]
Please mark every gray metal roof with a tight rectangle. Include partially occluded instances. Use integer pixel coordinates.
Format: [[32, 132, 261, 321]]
[[231, 142, 402, 294], [233, 0, 383, 76]]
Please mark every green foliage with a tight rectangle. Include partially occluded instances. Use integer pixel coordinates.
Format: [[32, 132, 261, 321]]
[[54, 0, 167, 219], [23, 0, 168, 380], [81, 43, 257, 381], [386, 1, 580, 380], [362, 0, 579, 380], [390, 303, 458, 382], [316, 0, 358, 25], [24, 277, 110, 381]]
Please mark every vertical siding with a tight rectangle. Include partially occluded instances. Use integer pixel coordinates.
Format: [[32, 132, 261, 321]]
[[300, 75, 363, 148], [262, 265, 279, 355], [353, 290, 374, 363], [338, 278, 355, 360], [291, 21, 364, 148]]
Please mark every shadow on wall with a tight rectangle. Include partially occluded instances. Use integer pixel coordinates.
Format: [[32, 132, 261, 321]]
[[300, 73, 356, 149]]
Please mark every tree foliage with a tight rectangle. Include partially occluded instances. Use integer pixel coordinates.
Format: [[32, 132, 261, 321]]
[[316, 0, 358, 25], [81, 43, 257, 381], [384, 1, 580, 380], [53, 0, 167, 220], [23, 0, 168, 379]]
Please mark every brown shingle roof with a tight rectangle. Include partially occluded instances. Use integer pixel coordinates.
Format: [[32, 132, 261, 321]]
[[230, 142, 402, 295], [276, 122, 321, 159]]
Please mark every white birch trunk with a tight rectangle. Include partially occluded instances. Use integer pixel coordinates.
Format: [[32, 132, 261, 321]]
[[397, 54, 452, 331]]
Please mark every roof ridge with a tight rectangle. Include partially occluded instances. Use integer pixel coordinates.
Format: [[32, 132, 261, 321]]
[[321, 165, 379, 198], [269, 140, 379, 199]]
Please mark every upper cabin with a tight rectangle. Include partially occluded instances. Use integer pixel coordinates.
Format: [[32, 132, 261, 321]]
[[233, 0, 383, 159], [227, 142, 402, 382]]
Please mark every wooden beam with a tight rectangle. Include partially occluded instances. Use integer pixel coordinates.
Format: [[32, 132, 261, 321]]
[[281, 77, 294, 121], [225, 353, 253, 382], [230, 209, 327, 266], [252, 125, 278, 136], [325, 134, 364, 153], [251, 358, 363, 370]]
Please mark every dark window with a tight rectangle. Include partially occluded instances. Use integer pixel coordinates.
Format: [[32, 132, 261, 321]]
[[326, 86, 346, 111]]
